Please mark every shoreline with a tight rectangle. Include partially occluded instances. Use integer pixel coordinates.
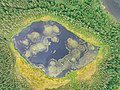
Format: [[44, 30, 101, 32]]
[[102, 0, 120, 21]]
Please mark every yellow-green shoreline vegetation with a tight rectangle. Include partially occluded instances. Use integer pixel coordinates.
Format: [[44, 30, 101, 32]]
[[9, 15, 109, 89], [0, 0, 119, 90], [10, 42, 70, 90]]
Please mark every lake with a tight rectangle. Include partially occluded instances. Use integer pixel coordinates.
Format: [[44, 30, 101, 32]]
[[102, 0, 120, 21], [12, 20, 99, 77]]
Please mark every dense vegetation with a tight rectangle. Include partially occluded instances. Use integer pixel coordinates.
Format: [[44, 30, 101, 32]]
[[0, 36, 32, 90], [0, 0, 119, 90]]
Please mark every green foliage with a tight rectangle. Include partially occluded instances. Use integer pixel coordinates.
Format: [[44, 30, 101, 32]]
[[0, 0, 119, 90], [0, 36, 15, 90], [0, 36, 32, 90]]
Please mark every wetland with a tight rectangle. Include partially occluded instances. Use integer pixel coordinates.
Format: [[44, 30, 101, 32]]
[[13, 20, 99, 77]]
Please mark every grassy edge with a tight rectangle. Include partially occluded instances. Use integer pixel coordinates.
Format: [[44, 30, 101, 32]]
[[8, 14, 110, 90], [9, 42, 70, 90]]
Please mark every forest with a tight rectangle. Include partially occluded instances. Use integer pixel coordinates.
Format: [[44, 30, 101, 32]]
[[0, 0, 119, 90]]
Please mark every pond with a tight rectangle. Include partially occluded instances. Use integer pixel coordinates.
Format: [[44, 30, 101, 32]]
[[102, 0, 120, 20], [12, 20, 99, 78]]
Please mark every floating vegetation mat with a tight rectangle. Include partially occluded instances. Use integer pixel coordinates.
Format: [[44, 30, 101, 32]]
[[12, 20, 99, 78], [0, 0, 119, 90]]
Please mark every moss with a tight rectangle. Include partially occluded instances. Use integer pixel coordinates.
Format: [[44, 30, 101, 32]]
[[27, 32, 40, 42], [0, 0, 119, 90], [67, 38, 79, 49], [43, 25, 60, 36], [24, 50, 31, 58], [21, 39, 29, 46], [9, 42, 70, 90], [51, 36, 59, 43]]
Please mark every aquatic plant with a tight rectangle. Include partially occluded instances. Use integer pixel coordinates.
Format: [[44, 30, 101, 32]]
[[0, 0, 119, 90]]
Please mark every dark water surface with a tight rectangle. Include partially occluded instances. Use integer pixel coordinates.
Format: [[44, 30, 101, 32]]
[[12, 20, 99, 77], [102, 0, 120, 21]]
